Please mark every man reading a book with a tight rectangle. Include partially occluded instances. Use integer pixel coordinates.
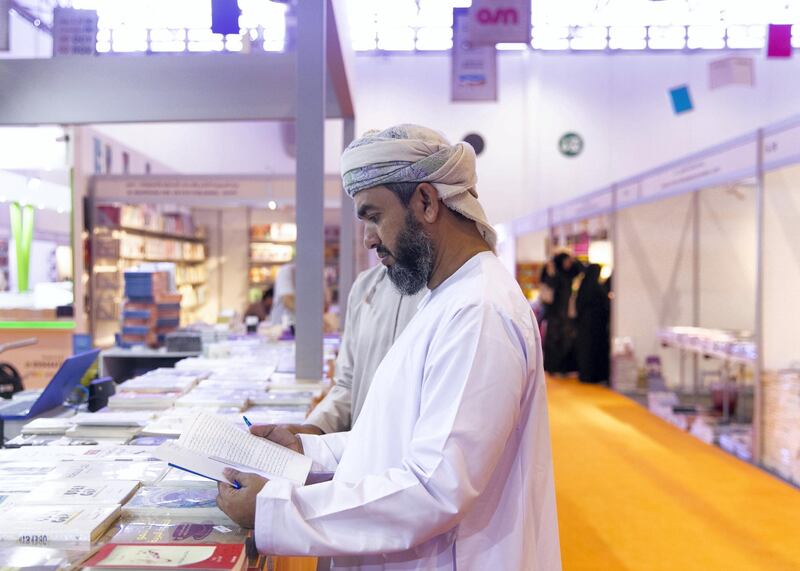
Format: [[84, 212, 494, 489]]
[[217, 124, 561, 570]]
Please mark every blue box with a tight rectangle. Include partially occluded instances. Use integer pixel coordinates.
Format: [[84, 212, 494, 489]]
[[669, 85, 693, 114]]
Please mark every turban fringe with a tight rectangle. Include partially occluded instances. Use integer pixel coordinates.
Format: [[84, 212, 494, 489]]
[[341, 125, 497, 250]]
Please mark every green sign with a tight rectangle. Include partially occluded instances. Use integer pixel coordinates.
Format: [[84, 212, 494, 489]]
[[558, 132, 584, 157], [9, 202, 34, 292]]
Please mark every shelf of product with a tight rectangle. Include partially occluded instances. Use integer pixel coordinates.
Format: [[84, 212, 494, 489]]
[[657, 326, 756, 364], [250, 223, 297, 243], [97, 204, 204, 240], [516, 262, 543, 300], [247, 223, 297, 301], [250, 242, 295, 264]]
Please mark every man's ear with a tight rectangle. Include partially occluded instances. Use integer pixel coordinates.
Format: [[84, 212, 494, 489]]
[[414, 183, 440, 224]]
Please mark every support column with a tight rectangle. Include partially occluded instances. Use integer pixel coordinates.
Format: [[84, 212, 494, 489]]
[[295, 0, 326, 381], [692, 190, 700, 395], [753, 128, 766, 464], [338, 118, 356, 327]]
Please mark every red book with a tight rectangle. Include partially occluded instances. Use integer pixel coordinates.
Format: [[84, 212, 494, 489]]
[[83, 543, 247, 571]]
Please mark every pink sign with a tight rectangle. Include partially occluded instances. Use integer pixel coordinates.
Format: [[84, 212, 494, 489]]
[[468, 0, 531, 46], [766, 24, 793, 58]]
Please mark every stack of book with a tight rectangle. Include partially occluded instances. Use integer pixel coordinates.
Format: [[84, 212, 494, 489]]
[[121, 271, 182, 348], [763, 370, 800, 484], [64, 411, 157, 442]]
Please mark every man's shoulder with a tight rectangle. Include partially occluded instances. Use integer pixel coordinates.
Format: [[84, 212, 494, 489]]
[[350, 264, 388, 299]]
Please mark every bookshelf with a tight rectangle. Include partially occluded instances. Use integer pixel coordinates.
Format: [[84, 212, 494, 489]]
[[91, 204, 208, 346], [248, 223, 296, 300]]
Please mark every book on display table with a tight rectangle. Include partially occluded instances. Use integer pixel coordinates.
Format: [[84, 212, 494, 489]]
[[0, 504, 121, 544], [83, 543, 247, 571], [111, 517, 247, 544]]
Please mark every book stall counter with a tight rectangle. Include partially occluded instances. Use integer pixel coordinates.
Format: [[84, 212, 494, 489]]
[[0, 338, 337, 571]]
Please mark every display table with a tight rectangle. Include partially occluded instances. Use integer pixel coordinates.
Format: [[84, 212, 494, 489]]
[[100, 347, 202, 383]]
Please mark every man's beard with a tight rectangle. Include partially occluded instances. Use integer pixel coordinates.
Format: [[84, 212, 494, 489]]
[[382, 211, 434, 296]]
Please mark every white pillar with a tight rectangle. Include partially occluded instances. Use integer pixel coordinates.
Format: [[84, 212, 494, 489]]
[[338, 118, 355, 327], [294, 0, 326, 381]]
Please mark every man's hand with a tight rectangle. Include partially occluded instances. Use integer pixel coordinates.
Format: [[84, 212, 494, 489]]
[[249, 424, 308, 453], [286, 423, 324, 436], [216, 468, 267, 529]]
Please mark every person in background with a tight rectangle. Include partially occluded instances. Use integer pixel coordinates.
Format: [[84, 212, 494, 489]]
[[276, 262, 423, 436], [576, 263, 610, 384], [244, 287, 274, 323], [270, 262, 295, 328], [541, 252, 583, 375], [216, 123, 560, 570]]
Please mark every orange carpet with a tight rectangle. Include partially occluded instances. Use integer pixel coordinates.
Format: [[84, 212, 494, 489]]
[[548, 377, 800, 571]]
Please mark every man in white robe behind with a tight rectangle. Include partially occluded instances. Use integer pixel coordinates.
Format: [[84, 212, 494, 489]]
[[217, 124, 561, 570]]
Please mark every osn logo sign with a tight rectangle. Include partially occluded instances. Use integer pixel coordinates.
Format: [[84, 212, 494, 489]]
[[476, 7, 520, 25], [468, 1, 531, 44]]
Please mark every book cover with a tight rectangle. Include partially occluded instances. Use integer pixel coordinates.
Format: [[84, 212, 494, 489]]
[[18, 480, 140, 506], [83, 543, 245, 571], [0, 504, 121, 544], [112, 518, 246, 544], [122, 487, 224, 518]]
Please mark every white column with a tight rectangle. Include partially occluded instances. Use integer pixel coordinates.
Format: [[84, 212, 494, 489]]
[[753, 128, 765, 464], [338, 118, 355, 327], [294, 0, 326, 381]]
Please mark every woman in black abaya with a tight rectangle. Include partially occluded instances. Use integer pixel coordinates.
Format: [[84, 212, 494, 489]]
[[576, 263, 610, 384]]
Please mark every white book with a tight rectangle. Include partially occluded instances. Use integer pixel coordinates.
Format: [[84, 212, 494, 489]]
[[20, 418, 76, 435], [47, 461, 169, 485], [72, 411, 156, 427], [66, 425, 143, 440], [249, 390, 318, 407], [0, 504, 121, 544], [153, 412, 312, 487], [18, 480, 140, 506], [159, 466, 219, 487]]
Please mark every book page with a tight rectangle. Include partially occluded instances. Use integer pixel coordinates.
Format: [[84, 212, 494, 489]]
[[176, 413, 311, 485]]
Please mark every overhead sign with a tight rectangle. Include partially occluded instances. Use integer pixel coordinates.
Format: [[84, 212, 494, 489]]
[[637, 139, 757, 203], [452, 8, 497, 102], [551, 189, 613, 225], [558, 132, 584, 157], [53, 7, 98, 57], [93, 176, 271, 206], [468, 0, 531, 45], [709, 56, 754, 89]]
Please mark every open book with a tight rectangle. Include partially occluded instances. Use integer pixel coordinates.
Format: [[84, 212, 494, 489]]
[[153, 412, 312, 487]]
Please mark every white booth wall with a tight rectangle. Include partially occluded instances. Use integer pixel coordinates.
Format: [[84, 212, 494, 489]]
[[616, 193, 695, 386], [697, 183, 757, 333], [763, 164, 800, 371]]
